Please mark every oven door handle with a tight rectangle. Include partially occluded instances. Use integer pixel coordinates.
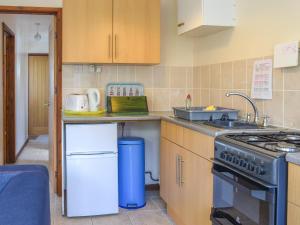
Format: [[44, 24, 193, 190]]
[[211, 208, 242, 225], [212, 159, 277, 189]]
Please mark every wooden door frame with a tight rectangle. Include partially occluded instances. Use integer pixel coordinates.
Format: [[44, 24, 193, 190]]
[[28, 53, 49, 138], [0, 6, 63, 196], [2, 22, 16, 164]]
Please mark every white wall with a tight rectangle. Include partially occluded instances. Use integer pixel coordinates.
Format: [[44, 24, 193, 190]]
[[194, 0, 300, 65], [0, 14, 51, 160], [0, 0, 62, 7]]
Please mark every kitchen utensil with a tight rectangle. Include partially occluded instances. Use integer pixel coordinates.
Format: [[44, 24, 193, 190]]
[[107, 96, 148, 113], [64, 94, 89, 112], [87, 88, 100, 112]]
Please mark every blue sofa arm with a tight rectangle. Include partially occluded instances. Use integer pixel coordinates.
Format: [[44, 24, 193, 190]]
[[0, 165, 50, 225]]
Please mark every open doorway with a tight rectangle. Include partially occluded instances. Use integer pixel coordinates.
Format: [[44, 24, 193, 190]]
[[2, 22, 16, 164], [0, 7, 63, 196]]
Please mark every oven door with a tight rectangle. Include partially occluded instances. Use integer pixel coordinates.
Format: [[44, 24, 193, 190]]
[[211, 162, 276, 225]]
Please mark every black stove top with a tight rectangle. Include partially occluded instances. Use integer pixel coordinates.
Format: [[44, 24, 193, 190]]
[[227, 132, 300, 153]]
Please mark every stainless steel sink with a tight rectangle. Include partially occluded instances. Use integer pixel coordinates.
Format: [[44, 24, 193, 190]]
[[201, 120, 263, 129]]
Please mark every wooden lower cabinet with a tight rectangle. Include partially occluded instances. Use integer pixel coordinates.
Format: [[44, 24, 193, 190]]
[[160, 136, 213, 225], [288, 202, 300, 225], [288, 163, 300, 225]]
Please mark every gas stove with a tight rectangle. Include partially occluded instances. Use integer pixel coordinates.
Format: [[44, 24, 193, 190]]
[[213, 131, 293, 225], [227, 132, 300, 153], [214, 131, 299, 186]]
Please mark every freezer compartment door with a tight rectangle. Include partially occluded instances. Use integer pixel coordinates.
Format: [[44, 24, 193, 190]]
[[66, 123, 117, 154], [66, 154, 119, 217]]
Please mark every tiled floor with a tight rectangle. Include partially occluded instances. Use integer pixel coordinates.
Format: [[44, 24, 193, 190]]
[[51, 191, 174, 225], [16, 135, 174, 225]]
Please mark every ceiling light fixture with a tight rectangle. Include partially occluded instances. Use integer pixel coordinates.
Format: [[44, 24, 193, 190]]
[[34, 22, 42, 41]]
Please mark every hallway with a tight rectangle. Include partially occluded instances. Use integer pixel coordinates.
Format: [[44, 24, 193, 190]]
[[16, 135, 49, 168]]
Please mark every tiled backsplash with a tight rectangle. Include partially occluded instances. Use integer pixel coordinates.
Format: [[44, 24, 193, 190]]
[[62, 65, 194, 112], [193, 56, 300, 129], [62, 56, 300, 129]]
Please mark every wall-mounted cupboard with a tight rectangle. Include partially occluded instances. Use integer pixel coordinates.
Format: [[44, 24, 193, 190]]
[[177, 0, 236, 36], [63, 0, 160, 64]]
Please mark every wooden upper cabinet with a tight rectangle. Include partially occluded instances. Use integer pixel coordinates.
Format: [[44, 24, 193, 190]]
[[63, 0, 160, 64], [113, 0, 160, 64], [63, 0, 113, 64]]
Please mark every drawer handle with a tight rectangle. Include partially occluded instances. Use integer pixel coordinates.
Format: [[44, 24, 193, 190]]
[[177, 22, 185, 27], [179, 156, 184, 186]]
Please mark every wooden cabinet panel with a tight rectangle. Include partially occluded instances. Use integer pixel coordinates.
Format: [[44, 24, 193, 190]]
[[161, 121, 167, 138], [167, 122, 184, 146], [160, 137, 169, 202], [63, 0, 113, 64], [288, 163, 300, 207], [288, 203, 300, 225], [182, 150, 213, 225], [113, 0, 160, 64], [183, 127, 214, 160]]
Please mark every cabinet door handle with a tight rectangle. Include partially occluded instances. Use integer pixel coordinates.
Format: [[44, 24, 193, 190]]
[[108, 35, 112, 58], [176, 155, 180, 185], [114, 34, 117, 59], [177, 22, 185, 27], [179, 156, 184, 186]]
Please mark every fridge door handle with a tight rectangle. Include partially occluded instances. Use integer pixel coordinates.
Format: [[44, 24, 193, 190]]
[[67, 151, 117, 156]]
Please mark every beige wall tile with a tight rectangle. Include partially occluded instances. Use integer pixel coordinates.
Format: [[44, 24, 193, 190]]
[[231, 93, 247, 117], [210, 64, 221, 89], [200, 65, 210, 88], [284, 91, 300, 128], [135, 66, 153, 88], [170, 89, 186, 107], [273, 68, 283, 91], [117, 65, 135, 82], [264, 91, 283, 126], [144, 88, 153, 111], [200, 89, 210, 106], [153, 89, 170, 111], [233, 60, 246, 89], [210, 89, 221, 106], [284, 65, 300, 90], [193, 66, 201, 88], [153, 66, 170, 88], [191, 89, 201, 106], [221, 62, 233, 89], [170, 67, 187, 88], [62, 66, 75, 88], [220, 90, 233, 109], [186, 67, 193, 89], [98, 65, 118, 88]]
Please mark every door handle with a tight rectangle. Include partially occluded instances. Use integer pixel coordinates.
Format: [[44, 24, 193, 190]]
[[114, 34, 117, 59], [108, 35, 112, 58], [179, 156, 184, 186], [176, 155, 180, 185]]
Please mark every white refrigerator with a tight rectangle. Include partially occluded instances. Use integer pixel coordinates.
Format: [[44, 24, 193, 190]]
[[65, 123, 118, 217]]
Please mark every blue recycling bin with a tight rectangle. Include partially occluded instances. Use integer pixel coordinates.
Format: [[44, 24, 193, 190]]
[[118, 137, 145, 209]]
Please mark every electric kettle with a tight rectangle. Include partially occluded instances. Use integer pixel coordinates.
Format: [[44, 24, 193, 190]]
[[87, 88, 100, 112]]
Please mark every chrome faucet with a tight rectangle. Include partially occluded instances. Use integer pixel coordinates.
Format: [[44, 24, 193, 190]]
[[225, 92, 259, 123]]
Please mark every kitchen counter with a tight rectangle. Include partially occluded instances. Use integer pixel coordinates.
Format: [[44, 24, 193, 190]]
[[286, 153, 300, 166], [63, 111, 287, 137]]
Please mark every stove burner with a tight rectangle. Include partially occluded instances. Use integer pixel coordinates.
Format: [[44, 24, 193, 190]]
[[286, 135, 300, 141], [275, 142, 297, 152]]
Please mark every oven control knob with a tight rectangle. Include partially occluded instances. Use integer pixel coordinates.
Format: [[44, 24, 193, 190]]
[[226, 153, 232, 162], [247, 163, 255, 172], [220, 152, 227, 159], [255, 166, 265, 175], [239, 159, 245, 167]]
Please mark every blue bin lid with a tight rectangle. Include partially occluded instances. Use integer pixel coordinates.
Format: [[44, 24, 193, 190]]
[[118, 137, 144, 145]]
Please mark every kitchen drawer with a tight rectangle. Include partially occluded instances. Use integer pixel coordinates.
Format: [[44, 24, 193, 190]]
[[183, 128, 214, 160], [161, 121, 184, 147]]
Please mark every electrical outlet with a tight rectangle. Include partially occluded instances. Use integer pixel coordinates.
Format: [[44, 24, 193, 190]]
[[96, 65, 102, 73]]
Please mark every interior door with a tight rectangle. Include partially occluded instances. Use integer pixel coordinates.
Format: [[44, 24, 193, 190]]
[[28, 55, 49, 136], [113, 0, 160, 64], [63, 0, 113, 63]]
